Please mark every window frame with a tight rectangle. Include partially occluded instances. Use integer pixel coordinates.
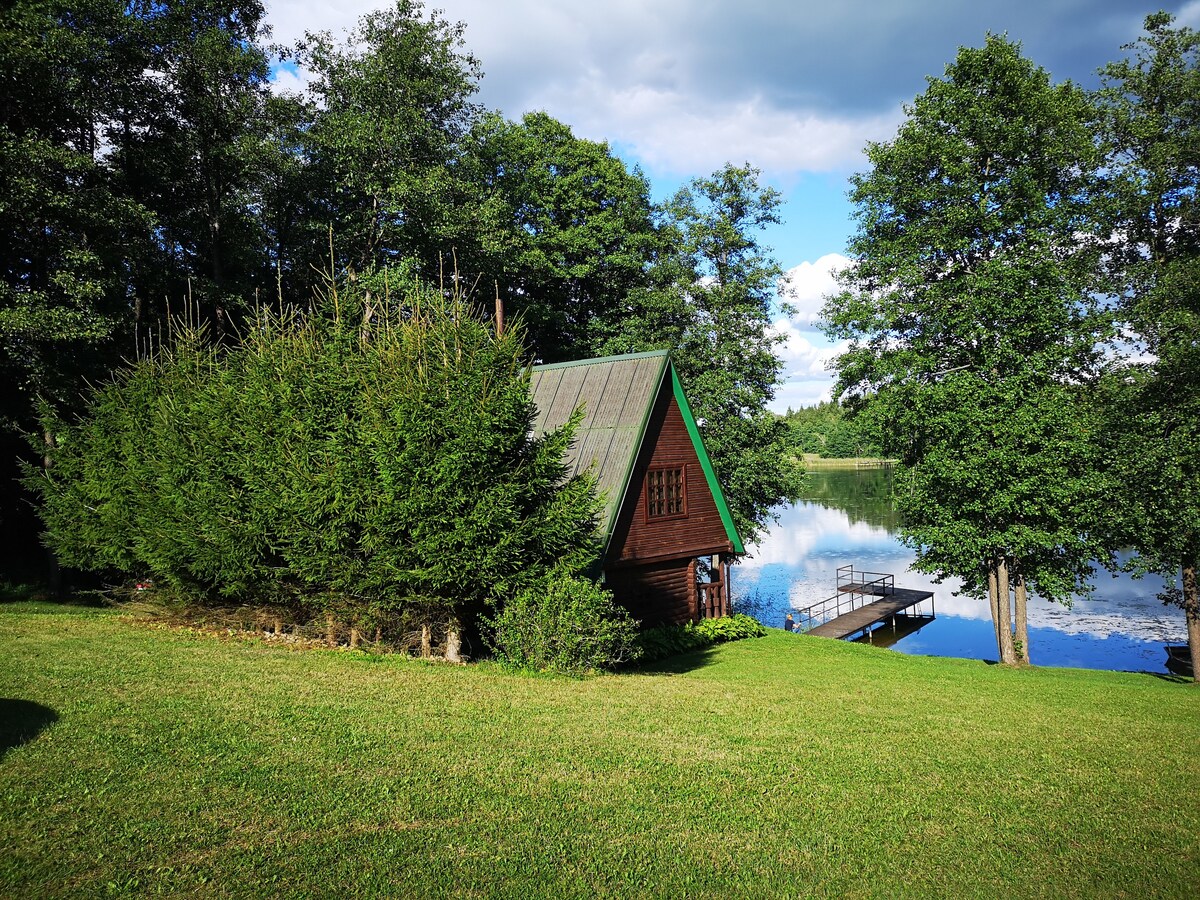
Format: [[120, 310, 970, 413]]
[[644, 465, 688, 522]]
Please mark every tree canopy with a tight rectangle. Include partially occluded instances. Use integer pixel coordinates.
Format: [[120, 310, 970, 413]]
[[823, 35, 1111, 664], [1093, 11, 1200, 675]]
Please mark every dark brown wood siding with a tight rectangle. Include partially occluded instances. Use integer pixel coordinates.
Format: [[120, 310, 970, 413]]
[[605, 558, 696, 627], [607, 390, 732, 566]]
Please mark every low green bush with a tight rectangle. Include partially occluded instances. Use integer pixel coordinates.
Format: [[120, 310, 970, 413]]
[[637, 613, 766, 663], [487, 572, 641, 675]]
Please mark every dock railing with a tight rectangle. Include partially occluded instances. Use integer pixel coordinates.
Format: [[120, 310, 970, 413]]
[[794, 565, 896, 632]]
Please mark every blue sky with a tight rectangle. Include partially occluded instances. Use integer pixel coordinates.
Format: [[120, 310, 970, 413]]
[[266, 0, 1200, 408]]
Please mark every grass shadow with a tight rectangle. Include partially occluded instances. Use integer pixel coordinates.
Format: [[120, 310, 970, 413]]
[[629, 645, 719, 675], [1145, 671, 1194, 684], [0, 699, 58, 758]]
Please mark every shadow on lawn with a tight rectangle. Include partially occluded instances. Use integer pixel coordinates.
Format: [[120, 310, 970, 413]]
[[631, 645, 719, 675], [0, 699, 59, 758]]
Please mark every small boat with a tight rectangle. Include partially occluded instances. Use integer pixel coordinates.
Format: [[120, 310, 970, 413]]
[[1165, 645, 1194, 677]]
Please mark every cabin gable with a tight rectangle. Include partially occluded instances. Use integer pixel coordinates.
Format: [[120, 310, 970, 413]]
[[607, 387, 733, 567], [528, 351, 744, 627]]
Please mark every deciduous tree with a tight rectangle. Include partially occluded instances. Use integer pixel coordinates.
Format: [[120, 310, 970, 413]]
[[823, 36, 1110, 664], [295, 0, 482, 286], [1094, 11, 1200, 679], [455, 111, 661, 362]]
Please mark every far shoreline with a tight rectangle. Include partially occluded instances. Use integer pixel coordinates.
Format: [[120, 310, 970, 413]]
[[801, 455, 896, 469]]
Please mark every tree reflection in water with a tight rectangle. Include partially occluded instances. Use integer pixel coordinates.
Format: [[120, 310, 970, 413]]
[[734, 468, 1188, 672]]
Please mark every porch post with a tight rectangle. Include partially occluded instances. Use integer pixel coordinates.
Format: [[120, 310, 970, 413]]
[[720, 554, 731, 617], [687, 557, 699, 622]]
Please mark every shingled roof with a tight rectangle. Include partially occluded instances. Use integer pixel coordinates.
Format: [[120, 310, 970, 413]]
[[528, 350, 744, 555]]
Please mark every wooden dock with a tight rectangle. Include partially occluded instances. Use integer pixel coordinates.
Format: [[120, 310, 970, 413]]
[[806, 586, 934, 639], [795, 567, 935, 641]]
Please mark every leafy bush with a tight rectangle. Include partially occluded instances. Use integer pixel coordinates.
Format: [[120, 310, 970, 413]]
[[693, 614, 767, 642], [637, 613, 766, 663], [30, 273, 603, 635], [488, 571, 641, 674]]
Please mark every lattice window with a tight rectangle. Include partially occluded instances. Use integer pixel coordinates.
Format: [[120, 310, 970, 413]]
[[646, 467, 686, 519]]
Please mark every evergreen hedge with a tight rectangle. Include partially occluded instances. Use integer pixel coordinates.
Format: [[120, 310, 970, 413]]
[[31, 276, 607, 643]]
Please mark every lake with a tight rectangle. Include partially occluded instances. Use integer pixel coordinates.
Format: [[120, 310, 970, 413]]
[[732, 466, 1188, 673]]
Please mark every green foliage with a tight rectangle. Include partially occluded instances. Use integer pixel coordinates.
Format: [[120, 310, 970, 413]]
[[1, 2, 802, 582], [456, 111, 661, 363], [487, 570, 641, 674], [781, 401, 881, 458], [692, 613, 768, 642], [0, 0, 153, 423], [823, 35, 1110, 625], [637, 613, 766, 663], [295, 0, 482, 283], [30, 274, 603, 629], [1093, 13, 1200, 643]]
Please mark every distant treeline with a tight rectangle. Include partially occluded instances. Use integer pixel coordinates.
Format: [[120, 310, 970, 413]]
[[779, 402, 883, 459]]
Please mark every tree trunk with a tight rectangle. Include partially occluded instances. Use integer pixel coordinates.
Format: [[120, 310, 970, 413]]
[[1014, 566, 1030, 665], [325, 614, 336, 647], [987, 559, 1002, 657], [1183, 559, 1200, 684], [349, 627, 360, 650], [445, 620, 463, 664], [421, 624, 431, 659], [997, 556, 1016, 665]]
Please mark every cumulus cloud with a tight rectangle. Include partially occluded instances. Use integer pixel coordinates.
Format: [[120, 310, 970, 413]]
[[265, 1, 1170, 176], [780, 253, 849, 330], [558, 90, 900, 175], [766, 318, 846, 411]]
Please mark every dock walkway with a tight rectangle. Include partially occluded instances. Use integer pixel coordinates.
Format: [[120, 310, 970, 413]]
[[796, 566, 935, 641]]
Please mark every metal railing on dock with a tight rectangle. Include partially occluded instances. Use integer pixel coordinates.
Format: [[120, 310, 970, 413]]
[[792, 565, 935, 641], [794, 565, 901, 633]]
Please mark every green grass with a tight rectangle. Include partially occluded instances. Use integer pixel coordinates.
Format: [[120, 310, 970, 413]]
[[2, 604, 1197, 898]]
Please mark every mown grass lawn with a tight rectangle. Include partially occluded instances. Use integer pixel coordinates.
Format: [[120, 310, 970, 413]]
[[2, 602, 1197, 898]]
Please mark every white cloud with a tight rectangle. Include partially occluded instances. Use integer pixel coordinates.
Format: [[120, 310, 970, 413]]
[[780, 253, 850, 330], [537, 85, 900, 174], [264, 1, 1164, 178], [766, 318, 846, 411], [1179, 1, 1200, 27], [268, 65, 314, 97]]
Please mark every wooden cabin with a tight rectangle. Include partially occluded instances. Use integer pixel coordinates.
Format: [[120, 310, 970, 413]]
[[529, 351, 745, 626]]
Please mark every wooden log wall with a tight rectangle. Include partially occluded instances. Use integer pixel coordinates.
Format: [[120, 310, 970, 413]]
[[605, 558, 697, 627], [608, 391, 731, 566]]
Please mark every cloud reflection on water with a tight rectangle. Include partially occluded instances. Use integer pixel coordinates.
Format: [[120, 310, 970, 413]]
[[734, 498, 1188, 650]]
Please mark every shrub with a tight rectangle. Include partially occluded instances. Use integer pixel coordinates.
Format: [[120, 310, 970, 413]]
[[30, 272, 603, 636], [488, 571, 641, 674], [637, 614, 766, 663], [693, 614, 767, 642]]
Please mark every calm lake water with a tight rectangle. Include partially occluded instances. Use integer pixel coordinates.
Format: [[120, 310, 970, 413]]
[[733, 467, 1188, 673]]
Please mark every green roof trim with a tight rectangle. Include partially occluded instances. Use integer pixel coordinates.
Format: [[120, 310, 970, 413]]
[[528, 350, 744, 558], [669, 364, 745, 554]]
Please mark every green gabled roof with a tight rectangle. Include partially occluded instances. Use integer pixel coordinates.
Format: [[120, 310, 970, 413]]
[[529, 351, 744, 556]]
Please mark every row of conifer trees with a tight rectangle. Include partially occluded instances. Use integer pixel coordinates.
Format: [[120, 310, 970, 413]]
[[30, 273, 640, 669]]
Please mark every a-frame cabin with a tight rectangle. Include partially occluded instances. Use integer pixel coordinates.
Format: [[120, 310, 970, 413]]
[[529, 351, 744, 626]]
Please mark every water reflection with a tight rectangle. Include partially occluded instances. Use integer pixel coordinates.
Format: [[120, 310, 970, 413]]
[[735, 468, 1187, 672]]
